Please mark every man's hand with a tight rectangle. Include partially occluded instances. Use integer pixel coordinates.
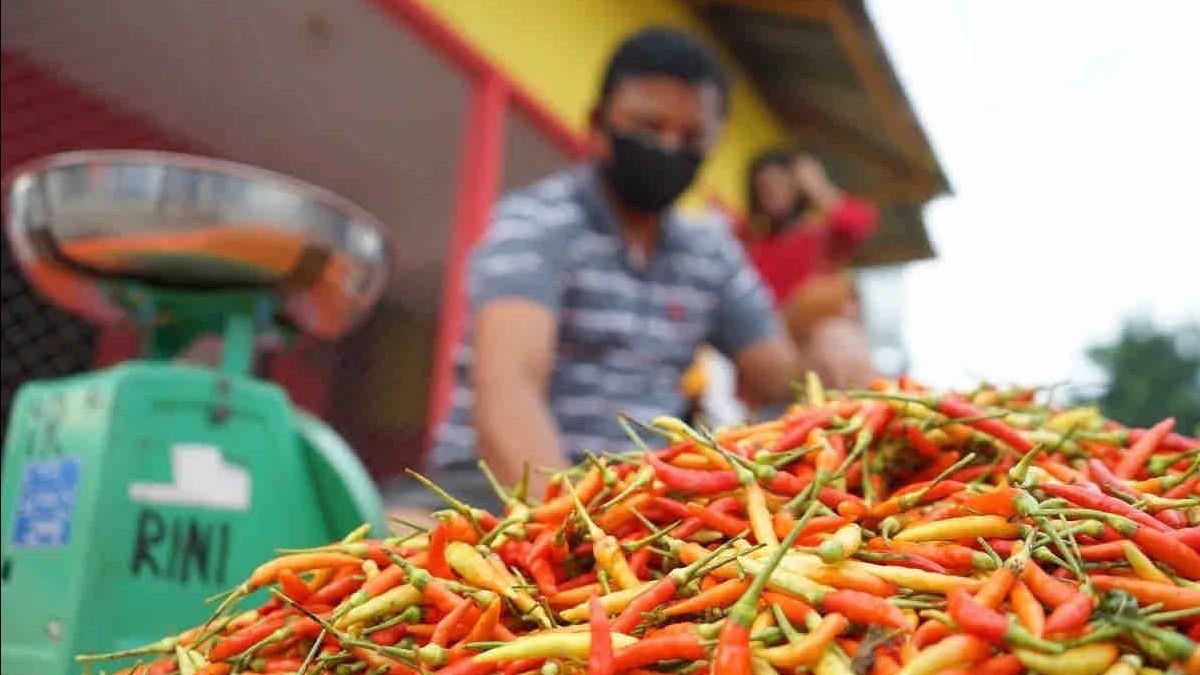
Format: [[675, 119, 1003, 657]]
[[734, 337, 803, 405], [472, 298, 569, 494], [805, 316, 878, 389]]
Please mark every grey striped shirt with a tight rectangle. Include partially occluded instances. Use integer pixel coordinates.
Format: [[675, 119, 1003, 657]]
[[431, 166, 781, 466]]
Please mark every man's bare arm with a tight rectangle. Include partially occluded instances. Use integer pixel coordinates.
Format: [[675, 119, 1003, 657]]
[[471, 298, 568, 493], [734, 336, 804, 405]]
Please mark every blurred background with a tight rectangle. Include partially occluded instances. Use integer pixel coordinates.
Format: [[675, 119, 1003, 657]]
[[3, 0, 1198, 486]]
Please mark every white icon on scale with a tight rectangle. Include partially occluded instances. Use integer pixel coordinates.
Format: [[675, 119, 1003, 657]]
[[128, 444, 251, 511]]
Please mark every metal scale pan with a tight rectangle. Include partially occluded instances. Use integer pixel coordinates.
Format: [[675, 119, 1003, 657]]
[[4, 150, 391, 339]]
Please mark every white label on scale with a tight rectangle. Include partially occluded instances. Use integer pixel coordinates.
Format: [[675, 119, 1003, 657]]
[[128, 444, 251, 511]]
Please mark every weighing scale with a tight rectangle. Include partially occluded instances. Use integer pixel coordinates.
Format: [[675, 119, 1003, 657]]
[[0, 151, 390, 674]]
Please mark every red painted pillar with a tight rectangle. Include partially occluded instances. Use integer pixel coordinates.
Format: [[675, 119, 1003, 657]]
[[424, 74, 509, 459]]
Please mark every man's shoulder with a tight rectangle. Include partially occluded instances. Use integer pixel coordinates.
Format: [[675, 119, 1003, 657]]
[[669, 210, 743, 262], [491, 170, 588, 230]]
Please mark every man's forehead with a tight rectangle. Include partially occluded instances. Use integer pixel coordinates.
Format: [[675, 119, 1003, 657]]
[[608, 75, 720, 111]]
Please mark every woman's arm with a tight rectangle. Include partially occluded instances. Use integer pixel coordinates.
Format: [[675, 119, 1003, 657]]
[[795, 155, 878, 261]]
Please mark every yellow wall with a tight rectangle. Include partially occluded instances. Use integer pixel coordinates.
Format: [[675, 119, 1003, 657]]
[[419, 0, 790, 213]]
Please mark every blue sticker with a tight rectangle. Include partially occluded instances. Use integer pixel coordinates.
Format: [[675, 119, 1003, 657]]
[[12, 458, 81, 548]]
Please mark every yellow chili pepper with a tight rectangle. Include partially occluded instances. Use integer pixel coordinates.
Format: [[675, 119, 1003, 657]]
[[445, 541, 541, 616], [1015, 643, 1119, 675], [924, 428, 952, 447], [670, 452, 711, 469], [1100, 655, 1141, 675], [737, 554, 835, 603], [806, 372, 826, 407], [757, 613, 849, 668], [893, 515, 1020, 542], [746, 483, 779, 547], [335, 584, 421, 629], [843, 561, 983, 594], [567, 483, 640, 591], [472, 630, 637, 663], [895, 634, 991, 675], [751, 656, 780, 675], [813, 648, 855, 675], [750, 608, 775, 636], [559, 583, 653, 622], [1046, 407, 1103, 433], [1122, 541, 1175, 585], [815, 524, 861, 564]]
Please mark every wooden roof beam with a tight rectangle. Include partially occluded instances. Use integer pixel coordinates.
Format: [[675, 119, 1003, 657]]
[[694, 0, 833, 22]]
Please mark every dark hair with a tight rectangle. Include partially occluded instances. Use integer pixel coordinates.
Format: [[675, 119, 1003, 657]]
[[598, 27, 729, 115], [747, 147, 797, 216]]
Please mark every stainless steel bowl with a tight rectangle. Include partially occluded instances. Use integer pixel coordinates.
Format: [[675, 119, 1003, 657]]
[[4, 150, 391, 339]]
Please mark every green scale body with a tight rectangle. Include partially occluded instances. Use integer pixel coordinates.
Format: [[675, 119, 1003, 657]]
[[1, 152, 392, 675]]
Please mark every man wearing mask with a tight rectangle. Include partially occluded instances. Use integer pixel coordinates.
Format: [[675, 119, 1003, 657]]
[[404, 28, 804, 507]]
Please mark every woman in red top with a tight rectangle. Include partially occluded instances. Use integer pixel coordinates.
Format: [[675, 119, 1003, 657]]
[[739, 149, 879, 387]]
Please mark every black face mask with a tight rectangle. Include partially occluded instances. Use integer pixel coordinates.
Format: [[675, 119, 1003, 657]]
[[601, 129, 704, 213]]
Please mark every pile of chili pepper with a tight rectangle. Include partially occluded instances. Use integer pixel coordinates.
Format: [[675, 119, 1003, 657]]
[[80, 376, 1200, 675]]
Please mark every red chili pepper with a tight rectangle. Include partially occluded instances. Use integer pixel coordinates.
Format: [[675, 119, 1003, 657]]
[[972, 654, 1024, 675], [1130, 524, 1200, 580], [556, 571, 599, 592], [958, 487, 1020, 518], [771, 410, 833, 452], [209, 616, 288, 661], [612, 575, 679, 635], [426, 524, 454, 578], [1077, 541, 1128, 561], [1164, 474, 1200, 499], [1176, 527, 1200, 548], [1115, 417, 1176, 478], [372, 624, 409, 647], [276, 568, 311, 603], [949, 457, 1013, 483], [650, 496, 692, 521], [817, 486, 867, 512], [686, 502, 749, 537], [588, 594, 614, 675], [1086, 459, 1135, 496], [714, 519, 809, 675], [862, 402, 895, 439], [1156, 509, 1188, 528], [526, 528, 564, 564], [986, 538, 1015, 557], [903, 479, 969, 503], [712, 611, 752, 675], [707, 495, 745, 515], [1020, 561, 1079, 608], [502, 658, 544, 675], [876, 540, 990, 571], [532, 465, 604, 524], [1132, 428, 1200, 452], [911, 451, 962, 483], [1042, 592, 1093, 635], [905, 424, 943, 459], [360, 565, 406, 600], [819, 589, 905, 628], [937, 395, 1033, 453], [622, 546, 649, 577], [1039, 482, 1172, 533], [431, 599, 475, 647], [256, 595, 284, 616], [612, 633, 706, 670], [946, 588, 1007, 643], [647, 455, 740, 494], [672, 517, 705, 540]]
